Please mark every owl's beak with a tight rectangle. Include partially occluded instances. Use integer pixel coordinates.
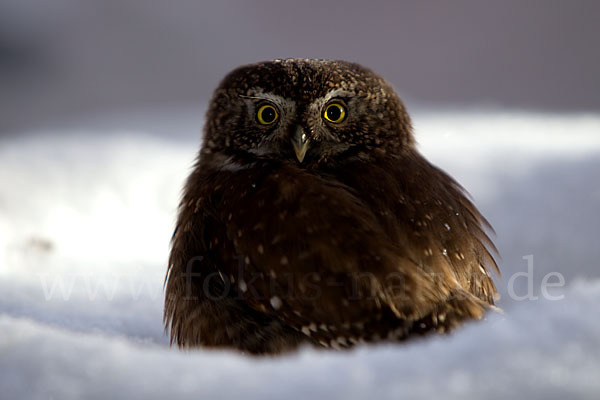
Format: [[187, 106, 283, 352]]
[[292, 125, 310, 163]]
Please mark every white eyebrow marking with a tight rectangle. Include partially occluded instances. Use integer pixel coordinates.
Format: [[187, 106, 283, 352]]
[[238, 94, 267, 100], [309, 89, 355, 117], [243, 90, 290, 106], [323, 89, 355, 101]]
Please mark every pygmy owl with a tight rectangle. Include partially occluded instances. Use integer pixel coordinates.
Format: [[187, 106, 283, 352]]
[[164, 59, 499, 354]]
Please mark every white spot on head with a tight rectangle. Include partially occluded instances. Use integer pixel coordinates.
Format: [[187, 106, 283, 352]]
[[239, 280, 247, 293], [270, 296, 282, 310], [257, 244, 264, 254]]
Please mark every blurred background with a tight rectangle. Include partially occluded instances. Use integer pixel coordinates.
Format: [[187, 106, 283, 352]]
[[2, 4, 600, 395], [1, 0, 599, 135]]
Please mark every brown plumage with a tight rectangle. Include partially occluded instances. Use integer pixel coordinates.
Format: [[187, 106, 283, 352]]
[[164, 59, 499, 354]]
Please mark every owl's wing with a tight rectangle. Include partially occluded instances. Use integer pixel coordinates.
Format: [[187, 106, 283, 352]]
[[331, 152, 500, 307], [167, 159, 470, 345]]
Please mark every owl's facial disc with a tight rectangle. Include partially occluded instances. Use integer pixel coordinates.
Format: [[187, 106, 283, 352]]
[[236, 88, 368, 165]]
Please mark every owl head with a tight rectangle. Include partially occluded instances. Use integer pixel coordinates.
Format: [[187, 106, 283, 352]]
[[202, 59, 414, 165]]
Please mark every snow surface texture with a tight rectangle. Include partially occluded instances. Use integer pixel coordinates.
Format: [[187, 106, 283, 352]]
[[1, 111, 600, 399]]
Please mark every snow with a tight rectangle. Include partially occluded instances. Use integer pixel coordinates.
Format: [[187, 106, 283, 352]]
[[1, 110, 600, 398]]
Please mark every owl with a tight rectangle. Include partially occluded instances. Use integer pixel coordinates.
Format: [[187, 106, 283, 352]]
[[164, 59, 499, 355]]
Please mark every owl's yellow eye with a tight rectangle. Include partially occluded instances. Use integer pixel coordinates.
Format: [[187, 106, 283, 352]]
[[257, 104, 279, 125], [323, 103, 346, 123]]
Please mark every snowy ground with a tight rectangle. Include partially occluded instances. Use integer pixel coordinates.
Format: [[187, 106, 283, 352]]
[[1, 110, 600, 399]]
